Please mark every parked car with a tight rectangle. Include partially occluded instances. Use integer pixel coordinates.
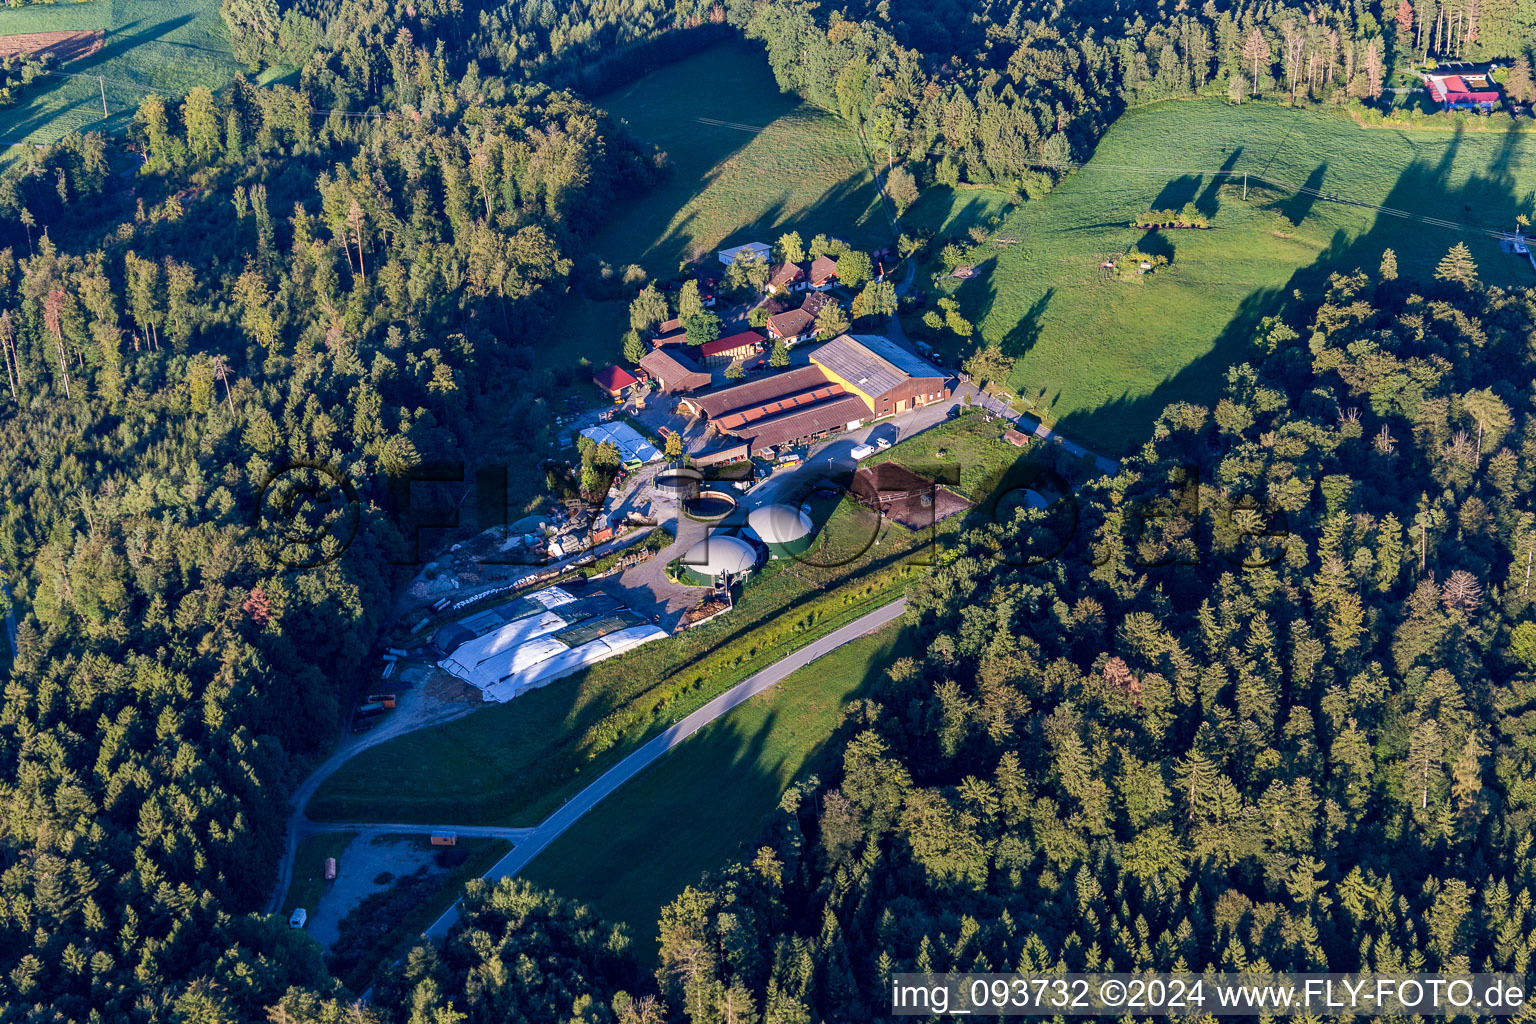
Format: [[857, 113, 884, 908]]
[[874, 437, 892, 450], [289, 909, 307, 930]]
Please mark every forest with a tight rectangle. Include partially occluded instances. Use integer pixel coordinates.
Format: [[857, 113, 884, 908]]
[[0, 20, 659, 1022], [0, 0, 1532, 1019], [251, 0, 1536, 203]]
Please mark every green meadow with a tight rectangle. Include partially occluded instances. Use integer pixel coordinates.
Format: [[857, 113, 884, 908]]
[[939, 98, 1536, 456], [544, 39, 890, 366], [521, 625, 908, 963], [0, 0, 239, 148]]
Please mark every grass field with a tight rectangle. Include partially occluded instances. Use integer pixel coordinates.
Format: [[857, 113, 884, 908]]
[[521, 625, 908, 963], [939, 98, 1536, 456], [544, 40, 890, 367], [0, 0, 239, 148]]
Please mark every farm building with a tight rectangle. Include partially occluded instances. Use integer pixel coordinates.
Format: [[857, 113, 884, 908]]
[[681, 334, 948, 452], [699, 330, 765, 367], [651, 317, 687, 346], [718, 241, 771, 266], [639, 347, 712, 394], [809, 334, 951, 419], [747, 504, 815, 558], [768, 262, 807, 293], [430, 586, 578, 656], [692, 442, 751, 468], [809, 254, 838, 289], [592, 365, 638, 397], [436, 586, 668, 701], [678, 533, 758, 585], [1426, 67, 1500, 111], [580, 421, 661, 465], [680, 365, 871, 453]]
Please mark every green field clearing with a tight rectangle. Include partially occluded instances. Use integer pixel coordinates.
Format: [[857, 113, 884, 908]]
[[522, 625, 907, 963], [546, 40, 890, 367], [0, 0, 238, 149], [903, 183, 1015, 240], [939, 99, 1536, 456]]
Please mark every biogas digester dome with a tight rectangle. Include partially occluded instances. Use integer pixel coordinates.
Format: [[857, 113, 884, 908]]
[[679, 533, 758, 585], [748, 504, 815, 558]]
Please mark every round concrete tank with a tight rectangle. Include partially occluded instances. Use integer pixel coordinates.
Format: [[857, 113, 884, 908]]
[[748, 503, 814, 558], [678, 533, 758, 585], [653, 466, 702, 500]]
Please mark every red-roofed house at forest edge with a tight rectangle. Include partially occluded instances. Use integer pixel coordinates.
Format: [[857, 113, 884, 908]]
[[1426, 71, 1500, 111]]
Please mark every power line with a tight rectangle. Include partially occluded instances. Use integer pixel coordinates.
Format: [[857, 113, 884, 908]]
[[1084, 163, 1516, 240]]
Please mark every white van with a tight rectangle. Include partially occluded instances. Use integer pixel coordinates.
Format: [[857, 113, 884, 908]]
[[848, 443, 877, 460], [289, 908, 308, 930]]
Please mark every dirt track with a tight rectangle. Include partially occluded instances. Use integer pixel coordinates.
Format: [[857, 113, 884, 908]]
[[0, 30, 103, 63]]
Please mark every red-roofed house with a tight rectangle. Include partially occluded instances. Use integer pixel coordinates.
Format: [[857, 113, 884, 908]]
[[1427, 72, 1500, 111], [699, 330, 765, 367], [809, 254, 838, 290], [592, 365, 638, 398], [767, 262, 807, 294]]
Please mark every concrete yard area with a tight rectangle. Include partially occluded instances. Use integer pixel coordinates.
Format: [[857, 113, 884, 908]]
[[306, 833, 448, 951]]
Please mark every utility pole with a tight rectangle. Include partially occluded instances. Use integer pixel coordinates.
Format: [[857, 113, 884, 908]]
[[98, 77, 107, 122]]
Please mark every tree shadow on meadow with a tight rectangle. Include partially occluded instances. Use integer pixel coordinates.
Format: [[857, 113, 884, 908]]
[[1152, 173, 1202, 213], [1274, 162, 1327, 228], [1051, 134, 1536, 453], [1196, 147, 1243, 217], [1000, 287, 1054, 358], [1138, 230, 1175, 262], [520, 628, 908, 964], [645, 160, 886, 272]]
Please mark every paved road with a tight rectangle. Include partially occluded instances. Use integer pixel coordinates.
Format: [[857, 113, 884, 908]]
[[311, 822, 539, 841], [264, 673, 479, 915], [418, 595, 909, 941]]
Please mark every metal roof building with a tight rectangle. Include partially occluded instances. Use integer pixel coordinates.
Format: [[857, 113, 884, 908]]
[[434, 586, 667, 702], [718, 241, 771, 265], [679, 365, 873, 453], [580, 421, 661, 465], [809, 334, 950, 420]]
